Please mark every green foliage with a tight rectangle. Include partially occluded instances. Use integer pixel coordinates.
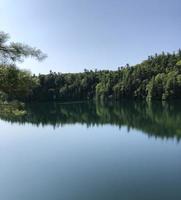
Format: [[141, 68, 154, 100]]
[[30, 50, 181, 102], [0, 91, 8, 102], [0, 33, 181, 103], [176, 60, 181, 66], [0, 102, 26, 121], [0, 31, 47, 64], [0, 30, 46, 103], [0, 65, 38, 101]]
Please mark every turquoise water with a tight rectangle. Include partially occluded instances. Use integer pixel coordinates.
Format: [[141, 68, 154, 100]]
[[0, 101, 181, 200]]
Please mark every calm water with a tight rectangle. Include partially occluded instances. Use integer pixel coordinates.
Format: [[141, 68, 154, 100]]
[[0, 101, 181, 200]]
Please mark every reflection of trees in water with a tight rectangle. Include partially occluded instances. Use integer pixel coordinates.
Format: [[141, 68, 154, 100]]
[[0, 100, 181, 140]]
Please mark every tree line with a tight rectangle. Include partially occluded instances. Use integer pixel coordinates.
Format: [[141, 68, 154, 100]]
[[23, 50, 181, 102], [0, 31, 181, 102]]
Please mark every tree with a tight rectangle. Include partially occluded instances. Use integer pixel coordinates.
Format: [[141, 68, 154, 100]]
[[0, 31, 46, 102], [0, 31, 47, 64]]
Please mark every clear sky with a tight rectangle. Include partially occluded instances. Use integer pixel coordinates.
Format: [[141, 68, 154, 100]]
[[0, 0, 181, 74]]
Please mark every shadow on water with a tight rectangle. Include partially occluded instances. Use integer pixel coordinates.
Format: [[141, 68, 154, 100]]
[[0, 100, 181, 140]]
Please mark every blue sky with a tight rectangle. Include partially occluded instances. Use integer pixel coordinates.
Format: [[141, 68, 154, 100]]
[[0, 0, 181, 74]]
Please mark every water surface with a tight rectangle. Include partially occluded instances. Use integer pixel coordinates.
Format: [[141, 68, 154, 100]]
[[0, 101, 181, 200]]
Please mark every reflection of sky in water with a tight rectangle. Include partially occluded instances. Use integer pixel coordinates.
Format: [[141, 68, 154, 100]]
[[0, 122, 181, 200]]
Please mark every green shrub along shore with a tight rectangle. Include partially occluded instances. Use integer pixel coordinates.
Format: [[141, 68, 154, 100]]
[[0, 31, 181, 103]]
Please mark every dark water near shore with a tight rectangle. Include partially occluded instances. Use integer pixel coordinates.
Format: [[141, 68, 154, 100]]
[[0, 101, 181, 200]]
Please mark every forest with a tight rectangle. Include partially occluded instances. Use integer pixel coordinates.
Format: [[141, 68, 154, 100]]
[[0, 31, 181, 102]]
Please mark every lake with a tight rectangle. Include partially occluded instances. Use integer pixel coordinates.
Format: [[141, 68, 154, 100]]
[[0, 101, 181, 200]]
